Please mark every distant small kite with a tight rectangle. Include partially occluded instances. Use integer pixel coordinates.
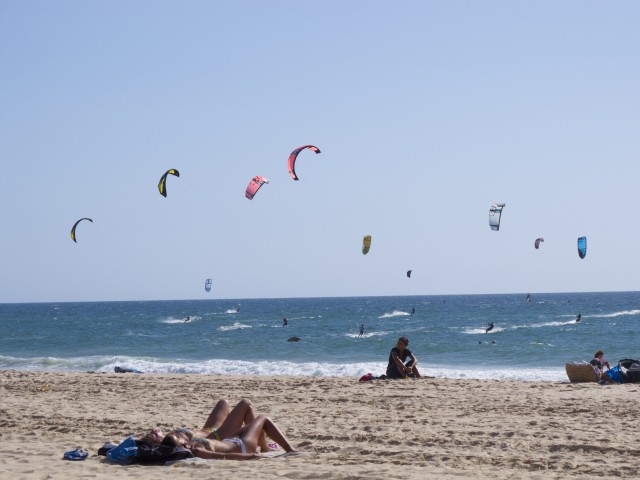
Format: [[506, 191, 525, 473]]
[[158, 169, 180, 197], [205, 278, 212, 293], [489, 203, 506, 231], [362, 235, 372, 255], [534, 238, 544, 249], [70, 218, 93, 243], [245, 176, 269, 200], [288, 145, 321, 181], [577, 236, 587, 259], [407, 270, 412, 278]]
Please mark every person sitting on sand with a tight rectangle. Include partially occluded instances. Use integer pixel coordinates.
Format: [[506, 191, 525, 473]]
[[140, 398, 276, 453], [590, 350, 611, 374], [160, 414, 297, 460], [386, 336, 421, 379]]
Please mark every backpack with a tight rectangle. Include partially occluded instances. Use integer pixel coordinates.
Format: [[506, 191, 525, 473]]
[[625, 362, 640, 384]]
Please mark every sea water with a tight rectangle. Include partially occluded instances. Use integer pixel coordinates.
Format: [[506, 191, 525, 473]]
[[1, 292, 638, 382]]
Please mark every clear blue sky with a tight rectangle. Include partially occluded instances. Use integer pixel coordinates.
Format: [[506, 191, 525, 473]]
[[1, 1, 638, 303]]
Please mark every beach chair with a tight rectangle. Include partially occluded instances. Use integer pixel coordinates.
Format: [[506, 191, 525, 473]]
[[565, 362, 599, 383]]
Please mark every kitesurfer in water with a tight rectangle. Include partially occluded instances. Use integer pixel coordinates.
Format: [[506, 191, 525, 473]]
[[386, 337, 421, 379], [576, 313, 582, 323], [282, 317, 288, 327], [183, 316, 191, 323], [358, 324, 365, 337], [411, 307, 415, 315], [485, 322, 494, 333]]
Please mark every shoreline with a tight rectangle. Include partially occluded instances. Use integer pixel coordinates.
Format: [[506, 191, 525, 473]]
[[2, 370, 639, 479], [0, 361, 570, 382]]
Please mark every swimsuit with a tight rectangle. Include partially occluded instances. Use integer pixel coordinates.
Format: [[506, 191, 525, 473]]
[[222, 437, 247, 454], [191, 438, 216, 451], [174, 428, 194, 440], [202, 427, 221, 440]]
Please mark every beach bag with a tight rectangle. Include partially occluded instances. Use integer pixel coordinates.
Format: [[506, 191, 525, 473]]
[[617, 359, 640, 369], [626, 363, 640, 384], [107, 436, 138, 464], [604, 365, 628, 384], [359, 373, 375, 382]]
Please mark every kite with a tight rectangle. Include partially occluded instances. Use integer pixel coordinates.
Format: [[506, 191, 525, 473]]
[[489, 203, 506, 231], [577, 236, 587, 259], [70, 218, 93, 243], [362, 235, 372, 255], [158, 169, 180, 197], [245, 176, 269, 200], [407, 270, 412, 278], [534, 238, 544, 249], [288, 145, 321, 181], [205, 278, 212, 293]]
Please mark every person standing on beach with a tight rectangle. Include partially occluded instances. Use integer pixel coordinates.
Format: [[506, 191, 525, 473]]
[[386, 336, 421, 379], [358, 324, 365, 337]]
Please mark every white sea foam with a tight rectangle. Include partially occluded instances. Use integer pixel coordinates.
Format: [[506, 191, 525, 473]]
[[378, 310, 411, 319], [462, 326, 505, 334], [0, 355, 567, 382], [217, 322, 251, 331], [591, 310, 640, 318], [160, 316, 195, 324], [345, 331, 390, 339], [507, 320, 577, 330]]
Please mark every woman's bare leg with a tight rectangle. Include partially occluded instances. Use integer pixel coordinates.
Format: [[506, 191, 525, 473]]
[[214, 399, 257, 439], [202, 399, 230, 431], [240, 415, 295, 453]]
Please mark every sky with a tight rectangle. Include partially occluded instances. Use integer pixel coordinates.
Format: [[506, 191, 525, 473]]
[[1, 1, 639, 303]]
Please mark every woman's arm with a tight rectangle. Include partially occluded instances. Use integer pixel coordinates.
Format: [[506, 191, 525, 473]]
[[391, 351, 408, 377], [190, 447, 261, 460], [408, 352, 418, 367]]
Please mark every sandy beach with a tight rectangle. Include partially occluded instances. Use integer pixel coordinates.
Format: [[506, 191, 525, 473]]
[[1, 370, 638, 479]]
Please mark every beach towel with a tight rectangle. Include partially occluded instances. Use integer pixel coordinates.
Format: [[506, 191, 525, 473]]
[[107, 436, 138, 464], [604, 365, 627, 384]]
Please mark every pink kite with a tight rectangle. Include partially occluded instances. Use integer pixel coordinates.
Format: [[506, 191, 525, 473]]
[[245, 176, 270, 200], [288, 145, 321, 181]]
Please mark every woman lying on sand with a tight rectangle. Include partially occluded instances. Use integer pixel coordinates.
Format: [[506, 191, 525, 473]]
[[160, 414, 296, 460], [139, 398, 295, 460]]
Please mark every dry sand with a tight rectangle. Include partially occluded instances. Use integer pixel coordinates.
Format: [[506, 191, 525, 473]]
[[1, 370, 639, 479]]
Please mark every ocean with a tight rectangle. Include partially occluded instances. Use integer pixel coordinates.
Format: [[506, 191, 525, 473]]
[[1, 292, 638, 382]]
